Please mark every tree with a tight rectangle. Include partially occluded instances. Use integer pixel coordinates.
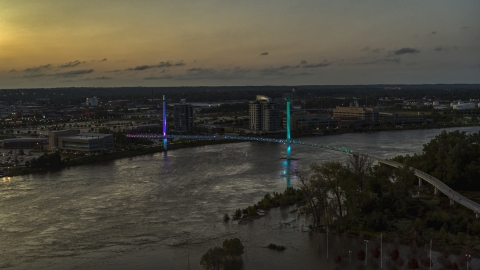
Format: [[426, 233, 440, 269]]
[[200, 247, 225, 270], [296, 170, 326, 227], [310, 161, 350, 218], [390, 249, 399, 261], [357, 250, 366, 261], [222, 238, 244, 259], [408, 258, 419, 269]]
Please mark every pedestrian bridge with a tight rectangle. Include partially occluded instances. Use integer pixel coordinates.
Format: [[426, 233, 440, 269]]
[[372, 158, 480, 218], [127, 133, 480, 218]]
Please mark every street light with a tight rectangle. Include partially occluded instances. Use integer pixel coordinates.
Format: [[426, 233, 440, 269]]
[[364, 240, 369, 267], [466, 254, 471, 270], [429, 240, 432, 270], [326, 225, 329, 260], [380, 233, 383, 269]]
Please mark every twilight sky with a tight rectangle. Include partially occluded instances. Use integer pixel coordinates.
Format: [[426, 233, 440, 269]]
[[1, 0, 479, 88]]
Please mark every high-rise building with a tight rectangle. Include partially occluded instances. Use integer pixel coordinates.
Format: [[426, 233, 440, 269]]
[[173, 99, 194, 132], [249, 95, 281, 133]]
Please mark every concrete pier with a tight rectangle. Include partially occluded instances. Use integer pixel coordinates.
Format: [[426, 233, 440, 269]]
[[418, 177, 422, 187], [450, 198, 455, 206], [434, 187, 439, 196]]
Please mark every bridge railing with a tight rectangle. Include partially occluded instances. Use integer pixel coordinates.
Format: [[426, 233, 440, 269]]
[[372, 157, 480, 214]]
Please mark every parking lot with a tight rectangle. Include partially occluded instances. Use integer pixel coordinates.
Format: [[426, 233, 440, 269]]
[[0, 149, 43, 167]]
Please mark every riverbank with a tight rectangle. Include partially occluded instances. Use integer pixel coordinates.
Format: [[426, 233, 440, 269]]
[[5, 139, 241, 177]]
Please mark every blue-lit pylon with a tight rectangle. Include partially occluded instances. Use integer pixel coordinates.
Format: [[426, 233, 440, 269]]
[[163, 95, 168, 150], [286, 93, 291, 160]]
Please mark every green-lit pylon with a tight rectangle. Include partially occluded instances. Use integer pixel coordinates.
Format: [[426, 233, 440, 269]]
[[286, 93, 291, 160]]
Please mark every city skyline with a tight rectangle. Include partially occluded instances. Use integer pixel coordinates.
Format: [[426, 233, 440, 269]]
[[1, 0, 479, 88]]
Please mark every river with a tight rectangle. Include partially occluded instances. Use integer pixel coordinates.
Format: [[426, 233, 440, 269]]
[[1, 127, 479, 270]]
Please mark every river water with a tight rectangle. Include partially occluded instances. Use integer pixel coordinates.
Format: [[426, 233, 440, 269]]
[[1, 127, 479, 270]]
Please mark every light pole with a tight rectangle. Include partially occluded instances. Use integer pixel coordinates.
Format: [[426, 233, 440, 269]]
[[429, 240, 432, 270], [380, 233, 383, 269], [326, 225, 329, 260], [364, 240, 369, 267], [466, 254, 471, 270]]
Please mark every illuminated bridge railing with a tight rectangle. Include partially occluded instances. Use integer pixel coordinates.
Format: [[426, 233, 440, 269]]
[[126, 133, 355, 154]]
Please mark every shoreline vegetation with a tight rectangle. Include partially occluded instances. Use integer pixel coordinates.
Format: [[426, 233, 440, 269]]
[[226, 130, 480, 268]]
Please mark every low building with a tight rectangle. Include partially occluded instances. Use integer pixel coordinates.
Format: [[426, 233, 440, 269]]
[[86, 96, 99, 106], [2, 138, 48, 149], [286, 114, 338, 131], [49, 130, 80, 151], [332, 106, 379, 123], [379, 112, 425, 125], [49, 130, 114, 153], [199, 124, 224, 134], [125, 124, 162, 134], [453, 102, 476, 110]]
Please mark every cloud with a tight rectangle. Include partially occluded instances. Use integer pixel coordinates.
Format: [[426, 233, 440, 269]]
[[144, 75, 175, 80], [384, 58, 400, 63], [59, 60, 85, 68], [303, 62, 331, 68], [394, 48, 420, 55], [24, 64, 51, 72], [9, 69, 17, 73], [362, 47, 384, 53], [431, 31, 437, 35], [22, 73, 47, 78], [127, 61, 185, 71], [353, 58, 400, 65], [53, 69, 94, 77], [101, 58, 107, 61], [461, 26, 470, 29], [260, 52, 269, 56], [260, 65, 300, 76], [434, 46, 444, 52], [187, 68, 216, 75], [231, 67, 251, 74], [300, 60, 307, 65], [93, 76, 111, 80]]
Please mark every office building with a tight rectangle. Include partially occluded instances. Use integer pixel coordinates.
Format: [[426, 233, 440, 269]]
[[173, 99, 194, 132], [332, 106, 379, 123]]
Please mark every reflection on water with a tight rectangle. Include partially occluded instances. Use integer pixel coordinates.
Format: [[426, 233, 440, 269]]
[[1, 127, 479, 269]]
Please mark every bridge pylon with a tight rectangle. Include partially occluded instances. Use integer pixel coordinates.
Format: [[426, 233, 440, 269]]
[[285, 93, 291, 160], [163, 95, 168, 150]]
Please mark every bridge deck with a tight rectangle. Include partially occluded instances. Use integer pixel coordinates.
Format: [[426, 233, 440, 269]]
[[373, 158, 480, 214]]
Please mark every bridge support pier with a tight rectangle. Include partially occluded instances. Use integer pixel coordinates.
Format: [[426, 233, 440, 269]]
[[434, 187, 439, 196], [418, 177, 422, 187], [476, 212, 479, 219], [450, 198, 455, 206]]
